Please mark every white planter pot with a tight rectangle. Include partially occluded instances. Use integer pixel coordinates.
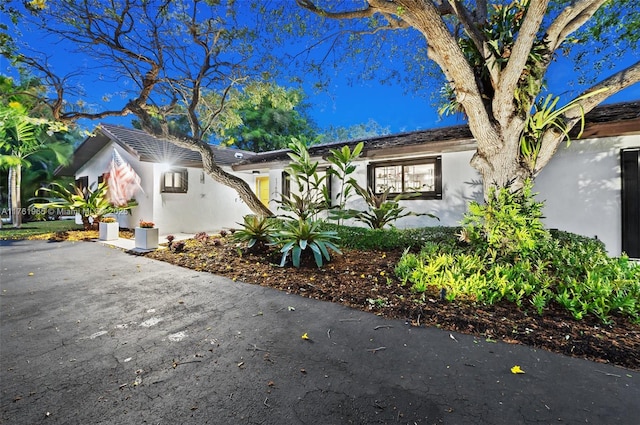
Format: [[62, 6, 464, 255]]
[[99, 222, 119, 241], [135, 227, 159, 249]]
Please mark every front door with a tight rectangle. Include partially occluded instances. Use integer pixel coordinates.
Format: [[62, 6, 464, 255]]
[[621, 148, 640, 258], [256, 176, 270, 207]]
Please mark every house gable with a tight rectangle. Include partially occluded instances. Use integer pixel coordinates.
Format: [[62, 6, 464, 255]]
[[57, 124, 254, 176]]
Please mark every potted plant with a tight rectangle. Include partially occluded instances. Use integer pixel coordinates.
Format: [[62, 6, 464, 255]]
[[98, 216, 119, 241], [135, 220, 158, 249]]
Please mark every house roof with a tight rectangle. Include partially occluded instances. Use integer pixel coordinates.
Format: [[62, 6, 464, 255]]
[[233, 100, 640, 170], [57, 124, 255, 176]]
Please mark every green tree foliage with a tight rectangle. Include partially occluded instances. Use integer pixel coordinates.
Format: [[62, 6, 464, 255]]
[[294, 0, 640, 197], [216, 82, 318, 152], [0, 75, 69, 227], [319, 119, 390, 144], [5, 0, 279, 217]]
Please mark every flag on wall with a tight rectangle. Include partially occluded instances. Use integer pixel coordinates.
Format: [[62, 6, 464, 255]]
[[105, 149, 142, 207]]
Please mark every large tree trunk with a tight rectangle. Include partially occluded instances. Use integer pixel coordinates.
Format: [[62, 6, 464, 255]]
[[470, 127, 532, 197]]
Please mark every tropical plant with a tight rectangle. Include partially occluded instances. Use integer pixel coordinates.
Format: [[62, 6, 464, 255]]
[[460, 179, 548, 260], [326, 142, 363, 223], [519, 89, 608, 170], [0, 75, 69, 227], [232, 214, 278, 250], [272, 218, 341, 268], [347, 183, 436, 229], [277, 137, 330, 221], [33, 181, 136, 230]]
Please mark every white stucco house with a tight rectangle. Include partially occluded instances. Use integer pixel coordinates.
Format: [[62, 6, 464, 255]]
[[57, 124, 256, 234], [60, 101, 639, 257]]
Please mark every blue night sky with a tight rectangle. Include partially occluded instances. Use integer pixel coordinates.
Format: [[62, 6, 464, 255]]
[[4, 2, 640, 137]]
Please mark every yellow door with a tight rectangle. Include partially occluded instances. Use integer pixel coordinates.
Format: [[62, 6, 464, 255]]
[[256, 176, 269, 207]]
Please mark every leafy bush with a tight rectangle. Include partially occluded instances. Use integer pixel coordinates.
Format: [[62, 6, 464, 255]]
[[232, 215, 278, 250], [395, 233, 640, 324], [33, 181, 136, 230], [272, 218, 341, 268], [392, 187, 639, 324], [460, 179, 548, 260]]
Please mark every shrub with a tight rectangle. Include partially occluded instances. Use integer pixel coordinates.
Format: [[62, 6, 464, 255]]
[[324, 224, 460, 251], [232, 215, 278, 250], [33, 181, 136, 230], [395, 231, 640, 324], [460, 179, 548, 260], [272, 218, 341, 268]]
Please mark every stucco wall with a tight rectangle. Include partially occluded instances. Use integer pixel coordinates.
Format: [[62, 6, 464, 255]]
[[265, 150, 482, 227], [151, 165, 254, 234], [263, 134, 639, 256], [534, 134, 639, 256]]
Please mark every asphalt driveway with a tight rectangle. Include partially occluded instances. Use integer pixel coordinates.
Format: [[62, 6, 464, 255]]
[[1, 240, 638, 424]]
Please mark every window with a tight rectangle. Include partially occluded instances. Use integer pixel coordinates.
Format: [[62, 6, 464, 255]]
[[75, 176, 89, 196], [161, 168, 188, 193], [368, 157, 442, 200]]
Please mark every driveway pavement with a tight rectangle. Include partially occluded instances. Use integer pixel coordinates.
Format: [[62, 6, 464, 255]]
[[1, 240, 638, 424]]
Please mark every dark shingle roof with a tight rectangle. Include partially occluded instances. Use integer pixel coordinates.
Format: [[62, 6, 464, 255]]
[[235, 100, 640, 167], [57, 124, 254, 176]]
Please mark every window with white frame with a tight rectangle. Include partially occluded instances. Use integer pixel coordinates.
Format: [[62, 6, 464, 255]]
[[161, 168, 188, 193], [368, 157, 442, 200]]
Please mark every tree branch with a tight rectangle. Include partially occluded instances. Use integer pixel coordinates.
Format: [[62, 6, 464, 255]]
[[534, 60, 640, 172], [447, 0, 501, 90], [545, 0, 607, 51], [494, 0, 549, 124]]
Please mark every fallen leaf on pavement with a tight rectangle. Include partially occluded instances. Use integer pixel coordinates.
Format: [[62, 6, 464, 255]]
[[511, 365, 526, 374]]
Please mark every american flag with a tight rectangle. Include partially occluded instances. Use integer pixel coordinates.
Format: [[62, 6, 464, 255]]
[[105, 149, 142, 207]]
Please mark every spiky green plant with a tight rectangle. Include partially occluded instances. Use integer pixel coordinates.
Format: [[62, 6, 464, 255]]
[[272, 218, 341, 268]]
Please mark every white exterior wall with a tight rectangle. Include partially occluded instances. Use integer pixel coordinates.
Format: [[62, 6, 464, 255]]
[[266, 151, 482, 227], [74, 142, 152, 229], [150, 165, 254, 234], [75, 142, 255, 234], [263, 135, 639, 256], [535, 134, 640, 256]]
